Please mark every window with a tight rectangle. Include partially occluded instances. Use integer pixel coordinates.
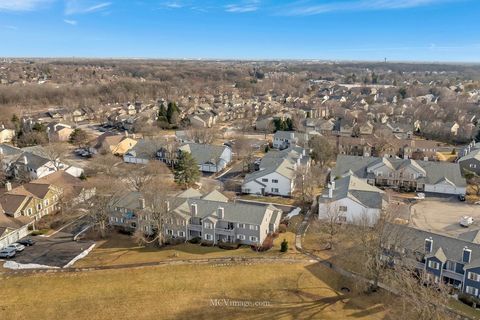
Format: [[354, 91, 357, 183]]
[[237, 234, 245, 240], [463, 248, 472, 263], [466, 286, 479, 296], [339, 206, 347, 212], [262, 178, 268, 182], [44, 199, 49, 206], [272, 179, 278, 183], [37, 204, 42, 210], [428, 260, 440, 270], [178, 231, 185, 237], [238, 223, 246, 229], [167, 229, 173, 236], [181, 220, 186, 226], [205, 234, 213, 241], [249, 236, 258, 242], [468, 272, 480, 282], [271, 188, 279, 193], [338, 216, 347, 222], [249, 225, 258, 231], [445, 261, 456, 272], [425, 238, 433, 253], [27, 208, 32, 215], [144, 226, 149, 232]]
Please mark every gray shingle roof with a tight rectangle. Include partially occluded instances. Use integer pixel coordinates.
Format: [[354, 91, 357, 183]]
[[385, 224, 480, 269], [180, 143, 229, 166], [333, 155, 466, 188], [319, 175, 385, 209]]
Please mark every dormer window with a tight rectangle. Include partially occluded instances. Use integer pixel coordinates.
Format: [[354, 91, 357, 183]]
[[425, 238, 433, 253], [463, 247, 472, 263]]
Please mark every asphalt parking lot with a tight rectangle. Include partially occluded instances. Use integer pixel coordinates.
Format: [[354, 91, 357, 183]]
[[1, 217, 95, 268], [410, 197, 480, 237]]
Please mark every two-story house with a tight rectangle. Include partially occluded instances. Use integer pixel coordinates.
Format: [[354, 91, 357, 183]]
[[383, 224, 480, 298], [157, 143, 232, 173], [332, 155, 467, 195], [108, 189, 281, 246], [242, 146, 310, 197], [318, 175, 387, 226]]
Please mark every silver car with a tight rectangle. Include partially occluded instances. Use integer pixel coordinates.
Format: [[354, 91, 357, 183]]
[[0, 247, 16, 258], [6, 243, 25, 252]]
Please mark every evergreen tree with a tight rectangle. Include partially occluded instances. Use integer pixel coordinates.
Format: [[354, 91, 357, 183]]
[[166, 102, 180, 125], [174, 151, 200, 188], [158, 103, 168, 122]]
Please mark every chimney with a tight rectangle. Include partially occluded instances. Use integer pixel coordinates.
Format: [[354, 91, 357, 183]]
[[124, 130, 129, 137], [328, 182, 334, 199], [165, 200, 170, 211], [139, 197, 145, 209], [0, 147, 3, 155], [191, 203, 198, 216], [217, 207, 224, 219], [23, 155, 28, 164], [5, 182, 12, 192]]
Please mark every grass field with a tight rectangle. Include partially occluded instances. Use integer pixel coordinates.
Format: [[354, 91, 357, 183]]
[[0, 262, 392, 320], [75, 231, 300, 267]]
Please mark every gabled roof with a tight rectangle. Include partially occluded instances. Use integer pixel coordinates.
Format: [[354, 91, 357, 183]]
[[319, 175, 385, 209], [385, 224, 480, 268], [459, 148, 480, 162], [179, 143, 229, 166]]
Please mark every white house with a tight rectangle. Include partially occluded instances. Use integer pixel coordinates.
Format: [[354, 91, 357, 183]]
[[242, 146, 309, 197], [318, 175, 386, 227]]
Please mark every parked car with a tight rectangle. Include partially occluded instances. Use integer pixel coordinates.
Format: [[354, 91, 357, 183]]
[[6, 243, 25, 252], [460, 216, 474, 227], [17, 238, 36, 246], [458, 194, 466, 201], [0, 247, 16, 259], [415, 193, 426, 200]]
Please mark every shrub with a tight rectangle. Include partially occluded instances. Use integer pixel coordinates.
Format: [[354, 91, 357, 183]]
[[200, 240, 214, 247], [278, 224, 287, 233], [188, 236, 201, 244], [30, 229, 49, 236], [458, 293, 480, 308], [281, 239, 289, 252], [251, 236, 274, 252], [218, 242, 241, 250]]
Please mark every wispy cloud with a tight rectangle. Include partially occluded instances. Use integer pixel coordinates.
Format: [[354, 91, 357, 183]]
[[63, 19, 77, 25], [65, 0, 111, 15], [3, 25, 19, 30], [282, 0, 459, 16], [163, 1, 184, 9], [0, 0, 53, 11], [225, 0, 260, 13]]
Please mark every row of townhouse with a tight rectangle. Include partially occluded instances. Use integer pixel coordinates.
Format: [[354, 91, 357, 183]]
[[383, 224, 480, 298], [0, 181, 62, 249], [332, 155, 467, 195], [108, 189, 282, 246], [0, 171, 94, 249], [242, 146, 310, 197]]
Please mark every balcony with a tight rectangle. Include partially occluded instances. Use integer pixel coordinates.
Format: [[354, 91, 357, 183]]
[[188, 224, 202, 232], [215, 228, 235, 236], [443, 269, 464, 282]]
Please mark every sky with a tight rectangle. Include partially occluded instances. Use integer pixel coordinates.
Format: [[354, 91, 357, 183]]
[[0, 0, 479, 62]]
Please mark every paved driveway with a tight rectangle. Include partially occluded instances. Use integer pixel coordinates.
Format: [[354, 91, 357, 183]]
[[411, 198, 480, 236], [3, 217, 94, 268]]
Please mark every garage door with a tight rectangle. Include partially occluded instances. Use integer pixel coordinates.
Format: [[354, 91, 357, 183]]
[[430, 184, 457, 194]]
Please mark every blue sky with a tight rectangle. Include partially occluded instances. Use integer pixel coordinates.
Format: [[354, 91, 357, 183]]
[[0, 0, 479, 61]]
